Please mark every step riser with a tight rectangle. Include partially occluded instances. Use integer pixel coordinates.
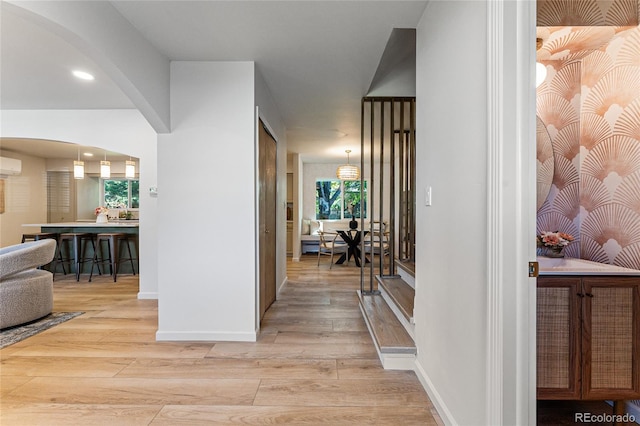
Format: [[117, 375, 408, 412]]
[[397, 266, 415, 288], [395, 261, 416, 288], [380, 355, 416, 370]]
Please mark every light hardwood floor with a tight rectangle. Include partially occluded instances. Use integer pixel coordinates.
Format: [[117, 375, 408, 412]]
[[1, 255, 441, 425]]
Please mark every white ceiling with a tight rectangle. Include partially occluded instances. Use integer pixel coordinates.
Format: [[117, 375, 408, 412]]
[[0, 1, 427, 163]]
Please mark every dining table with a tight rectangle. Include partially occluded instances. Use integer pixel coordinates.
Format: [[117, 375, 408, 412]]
[[335, 229, 369, 266]]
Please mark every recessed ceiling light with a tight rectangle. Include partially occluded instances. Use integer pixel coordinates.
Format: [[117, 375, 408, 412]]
[[72, 70, 95, 81], [83, 152, 94, 157]]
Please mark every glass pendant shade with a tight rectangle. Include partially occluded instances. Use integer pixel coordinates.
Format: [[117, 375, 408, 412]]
[[100, 160, 111, 178], [336, 164, 360, 180], [336, 149, 360, 180], [73, 160, 85, 179], [125, 160, 136, 179]]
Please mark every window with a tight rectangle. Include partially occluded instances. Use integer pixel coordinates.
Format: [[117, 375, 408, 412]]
[[315, 179, 367, 220], [342, 180, 366, 219], [103, 179, 139, 209]]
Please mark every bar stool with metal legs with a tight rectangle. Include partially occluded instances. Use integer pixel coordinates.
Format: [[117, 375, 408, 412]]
[[53, 233, 98, 281], [21, 232, 57, 243], [89, 233, 136, 282]]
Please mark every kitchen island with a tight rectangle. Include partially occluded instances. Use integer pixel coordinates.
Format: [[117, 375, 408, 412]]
[[537, 256, 640, 421], [22, 221, 139, 276]]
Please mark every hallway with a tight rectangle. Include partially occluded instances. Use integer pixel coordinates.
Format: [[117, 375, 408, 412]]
[[0, 256, 439, 425]]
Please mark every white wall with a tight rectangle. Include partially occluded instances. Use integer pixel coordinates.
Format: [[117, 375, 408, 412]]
[[156, 61, 257, 341], [0, 151, 47, 246], [0, 109, 159, 299], [414, 2, 489, 424]]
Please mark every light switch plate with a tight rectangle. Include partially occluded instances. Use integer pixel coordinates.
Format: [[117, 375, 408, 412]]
[[425, 186, 432, 206]]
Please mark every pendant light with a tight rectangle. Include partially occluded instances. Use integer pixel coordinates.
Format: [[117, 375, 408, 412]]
[[100, 151, 111, 178], [336, 149, 360, 180], [536, 38, 547, 88], [125, 158, 136, 179], [73, 148, 84, 179], [536, 62, 547, 88]]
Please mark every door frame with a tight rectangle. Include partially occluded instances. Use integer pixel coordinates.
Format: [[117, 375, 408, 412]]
[[255, 108, 279, 331], [485, 1, 537, 425]]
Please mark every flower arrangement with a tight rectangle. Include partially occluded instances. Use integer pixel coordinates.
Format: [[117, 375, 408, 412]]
[[95, 206, 109, 216], [537, 231, 574, 250]]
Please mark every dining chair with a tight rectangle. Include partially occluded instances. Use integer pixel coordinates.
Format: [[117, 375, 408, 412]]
[[364, 222, 390, 267], [317, 231, 348, 268]]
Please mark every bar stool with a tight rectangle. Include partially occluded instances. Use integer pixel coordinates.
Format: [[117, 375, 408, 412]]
[[21, 232, 62, 272], [53, 233, 98, 281], [89, 233, 136, 282], [21, 232, 57, 243]]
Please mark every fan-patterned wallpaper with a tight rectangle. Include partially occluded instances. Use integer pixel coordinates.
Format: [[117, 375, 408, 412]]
[[538, 0, 639, 27], [536, 20, 640, 270]]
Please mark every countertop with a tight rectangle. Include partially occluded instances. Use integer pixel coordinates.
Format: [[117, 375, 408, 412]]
[[23, 221, 139, 228], [538, 256, 640, 276]]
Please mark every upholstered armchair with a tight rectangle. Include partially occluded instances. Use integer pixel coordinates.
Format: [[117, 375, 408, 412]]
[[0, 239, 57, 329]]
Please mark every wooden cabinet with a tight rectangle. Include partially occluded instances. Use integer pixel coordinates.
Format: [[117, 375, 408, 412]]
[[537, 276, 640, 400]]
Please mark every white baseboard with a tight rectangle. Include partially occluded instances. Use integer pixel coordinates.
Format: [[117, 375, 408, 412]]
[[414, 359, 457, 426], [137, 291, 158, 299], [292, 256, 300, 262], [155, 330, 257, 342], [278, 277, 288, 295]]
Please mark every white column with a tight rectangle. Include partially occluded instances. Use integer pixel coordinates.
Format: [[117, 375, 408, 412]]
[[156, 62, 258, 341]]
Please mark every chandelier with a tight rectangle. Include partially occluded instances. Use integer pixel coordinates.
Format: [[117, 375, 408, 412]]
[[336, 149, 360, 180]]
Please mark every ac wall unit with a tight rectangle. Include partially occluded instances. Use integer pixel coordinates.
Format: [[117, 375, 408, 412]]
[[0, 156, 22, 178]]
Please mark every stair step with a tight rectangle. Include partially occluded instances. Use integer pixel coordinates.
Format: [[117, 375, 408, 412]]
[[394, 259, 415, 288], [395, 259, 415, 275], [376, 275, 414, 323], [358, 292, 416, 355]]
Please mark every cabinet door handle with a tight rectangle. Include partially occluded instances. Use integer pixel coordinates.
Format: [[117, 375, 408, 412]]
[[586, 293, 594, 298], [577, 293, 585, 297]]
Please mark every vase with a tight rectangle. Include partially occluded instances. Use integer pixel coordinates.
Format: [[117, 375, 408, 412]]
[[545, 247, 564, 258], [349, 216, 358, 230], [96, 213, 108, 223]]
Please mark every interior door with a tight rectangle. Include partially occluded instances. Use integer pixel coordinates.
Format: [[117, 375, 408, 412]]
[[259, 120, 277, 320]]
